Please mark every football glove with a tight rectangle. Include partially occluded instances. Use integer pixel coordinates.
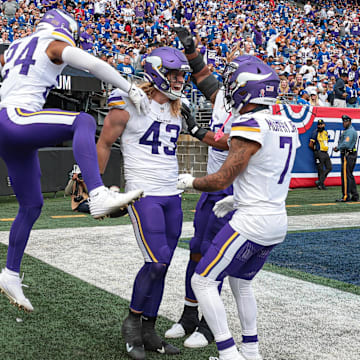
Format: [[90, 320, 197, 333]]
[[172, 25, 196, 54], [177, 174, 195, 190], [181, 103, 208, 140], [213, 196, 235, 218], [128, 83, 150, 115]]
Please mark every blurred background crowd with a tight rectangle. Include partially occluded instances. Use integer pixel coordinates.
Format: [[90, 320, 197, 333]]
[[1, 0, 360, 107]]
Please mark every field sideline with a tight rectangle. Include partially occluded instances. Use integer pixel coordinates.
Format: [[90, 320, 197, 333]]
[[0, 187, 360, 360]]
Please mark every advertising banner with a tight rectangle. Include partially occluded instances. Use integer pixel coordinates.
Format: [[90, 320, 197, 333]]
[[272, 104, 360, 188]]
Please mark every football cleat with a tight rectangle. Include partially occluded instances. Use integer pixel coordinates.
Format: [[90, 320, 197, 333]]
[[240, 351, 263, 360], [209, 354, 246, 360], [165, 305, 199, 338], [89, 187, 143, 219], [184, 316, 214, 348], [184, 331, 209, 348], [165, 323, 186, 338], [121, 314, 145, 360], [142, 316, 180, 355], [0, 268, 33, 312]]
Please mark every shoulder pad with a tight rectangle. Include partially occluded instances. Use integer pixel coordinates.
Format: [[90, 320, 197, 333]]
[[47, 27, 76, 47], [107, 89, 129, 110]]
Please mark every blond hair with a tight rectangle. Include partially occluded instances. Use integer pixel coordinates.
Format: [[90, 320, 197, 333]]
[[139, 82, 181, 117]]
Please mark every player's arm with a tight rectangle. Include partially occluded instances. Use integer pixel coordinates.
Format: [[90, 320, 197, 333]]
[[0, 54, 4, 67], [46, 40, 149, 114], [97, 109, 130, 174], [181, 103, 229, 150], [192, 136, 260, 192], [173, 26, 220, 104]]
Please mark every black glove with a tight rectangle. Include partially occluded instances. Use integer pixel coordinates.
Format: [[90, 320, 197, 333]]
[[172, 26, 196, 54], [181, 103, 208, 140]]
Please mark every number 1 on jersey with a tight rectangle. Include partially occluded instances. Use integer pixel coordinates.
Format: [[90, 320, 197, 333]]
[[278, 136, 293, 184]]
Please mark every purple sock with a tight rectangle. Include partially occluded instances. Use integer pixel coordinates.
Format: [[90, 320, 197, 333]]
[[72, 113, 103, 192], [130, 263, 167, 314], [7, 205, 42, 272]]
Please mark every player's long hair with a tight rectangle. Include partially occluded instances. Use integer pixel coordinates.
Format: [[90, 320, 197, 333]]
[[139, 82, 181, 117]]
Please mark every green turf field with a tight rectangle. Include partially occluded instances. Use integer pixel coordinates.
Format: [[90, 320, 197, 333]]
[[0, 186, 359, 360], [1, 186, 360, 231]]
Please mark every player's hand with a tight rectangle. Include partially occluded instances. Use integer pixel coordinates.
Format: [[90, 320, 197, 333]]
[[181, 103, 208, 140], [177, 174, 195, 190], [213, 195, 235, 218], [172, 25, 196, 54], [128, 83, 150, 115]]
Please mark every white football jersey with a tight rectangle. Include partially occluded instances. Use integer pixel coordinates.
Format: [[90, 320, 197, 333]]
[[207, 88, 233, 175], [0, 28, 76, 112], [108, 89, 183, 196], [229, 108, 300, 245]]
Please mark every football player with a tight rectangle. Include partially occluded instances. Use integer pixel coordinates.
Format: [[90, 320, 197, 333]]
[[177, 56, 300, 360], [165, 26, 267, 356], [0, 9, 149, 313], [96, 47, 191, 360]]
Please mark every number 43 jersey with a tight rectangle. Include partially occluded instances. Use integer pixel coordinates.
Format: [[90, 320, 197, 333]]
[[0, 29, 75, 112], [108, 89, 183, 196], [230, 108, 300, 217]]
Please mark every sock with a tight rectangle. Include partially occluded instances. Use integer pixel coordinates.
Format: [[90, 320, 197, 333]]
[[72, 113, 103, 192]]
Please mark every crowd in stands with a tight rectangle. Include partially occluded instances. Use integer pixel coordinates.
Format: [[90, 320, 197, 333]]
[[1, 0, 360, 107]]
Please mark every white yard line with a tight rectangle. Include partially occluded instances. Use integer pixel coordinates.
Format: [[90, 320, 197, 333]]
[[0, 215, 360, 360]]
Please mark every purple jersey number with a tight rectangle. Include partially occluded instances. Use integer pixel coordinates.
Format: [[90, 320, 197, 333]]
[[139, 121, 180, 155], [278, 136, 293, 184]]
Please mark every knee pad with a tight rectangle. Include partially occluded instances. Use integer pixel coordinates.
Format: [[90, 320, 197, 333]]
[[191, 273, 219, 291], [146, 262, 168, 281]]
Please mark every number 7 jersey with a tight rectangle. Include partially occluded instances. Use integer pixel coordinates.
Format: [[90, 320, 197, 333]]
[[108, 89, 183, 196], [230, 108, 300, 216]]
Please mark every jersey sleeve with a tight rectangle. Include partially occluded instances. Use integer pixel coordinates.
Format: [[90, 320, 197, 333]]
[[50, 27, 76, 47], [107, 88, 129, 110], [230, 116, 264, 146]]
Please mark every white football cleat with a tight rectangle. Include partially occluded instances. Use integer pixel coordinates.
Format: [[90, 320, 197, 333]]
[[240, 350, 263, 360], [89, 187, 143, 219], [184, 331, 209, 348], [209, 354, 246, 360], [0, 268, 33, 312], [165, 323, 186, 338]]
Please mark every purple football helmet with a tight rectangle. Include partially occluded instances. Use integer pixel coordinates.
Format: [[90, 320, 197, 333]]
[[223, 55, 279, 114], [144, 47, 191, 100], [37, 9, 79, 44]]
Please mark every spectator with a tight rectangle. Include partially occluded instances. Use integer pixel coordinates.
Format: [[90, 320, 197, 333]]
[[117, 54, 135, 79], [334, 71, 348, 107], [345, 78, 359, 108], [2, 0, 19, 20]]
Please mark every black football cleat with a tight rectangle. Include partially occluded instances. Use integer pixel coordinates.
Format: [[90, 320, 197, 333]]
[[165, 305, 200, 338], [121, 312, 146, 360], [142, 316, 180, 355]]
